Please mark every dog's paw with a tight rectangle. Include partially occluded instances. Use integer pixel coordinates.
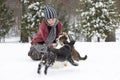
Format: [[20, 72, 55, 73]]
[[37, 70, 40, 74], [74, 63, 79, 66], [64, 63, 67, 67], [44, 70, 47, 75]]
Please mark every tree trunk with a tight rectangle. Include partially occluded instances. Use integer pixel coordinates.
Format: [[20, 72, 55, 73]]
[[105, 29, 116, 42], [86, 37, 91, 42], [20, 31, 29, 42], [97, 37, 100, 42]]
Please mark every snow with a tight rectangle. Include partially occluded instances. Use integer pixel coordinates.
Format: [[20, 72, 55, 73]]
[[1, 37, 20, 43], [28, 2, 39, 10], [95, 2, 103, 8], [0, 42, 120, 80]]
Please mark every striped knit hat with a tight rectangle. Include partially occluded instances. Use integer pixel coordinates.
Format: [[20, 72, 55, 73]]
[[43, 6, 57, 19]]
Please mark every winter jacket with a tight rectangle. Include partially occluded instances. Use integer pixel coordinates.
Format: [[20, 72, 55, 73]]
[[31, 20, 62, 47]]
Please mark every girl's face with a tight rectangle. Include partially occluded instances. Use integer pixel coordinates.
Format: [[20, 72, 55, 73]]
[[46, 18, 56, 26]]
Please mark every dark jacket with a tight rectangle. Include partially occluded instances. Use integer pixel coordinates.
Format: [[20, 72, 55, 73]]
[[31, 20, 62, 46]]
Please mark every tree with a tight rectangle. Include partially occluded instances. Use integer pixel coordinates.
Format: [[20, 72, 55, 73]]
[[80, 0, 119, 42], [0, 0, 14, 41], [115, 0, 120, 14], [21, 0, 44, 42]]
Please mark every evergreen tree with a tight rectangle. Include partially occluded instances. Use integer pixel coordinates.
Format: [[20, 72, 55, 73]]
[[0, 0, 14, 40], [21, 0, 44, 42], [80, 0, 119, 42]]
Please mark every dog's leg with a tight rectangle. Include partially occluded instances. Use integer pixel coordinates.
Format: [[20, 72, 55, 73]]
[[67, 57, 78, 66], [44, 58, 54, 75], [37, 61, 43, 74], [44, 60, 51, 75], [44, 65, 49, 75]]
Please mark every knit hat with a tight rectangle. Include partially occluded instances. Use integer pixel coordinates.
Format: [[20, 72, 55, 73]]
[[43, 6, 57, 19]]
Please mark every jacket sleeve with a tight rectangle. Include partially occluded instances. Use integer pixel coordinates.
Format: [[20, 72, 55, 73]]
[[40, 24, 47, 42], [31, 25, 41, 45], [31, 23, 46, 45]]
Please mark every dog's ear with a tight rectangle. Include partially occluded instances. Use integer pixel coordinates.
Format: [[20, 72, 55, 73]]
[[59, 35, 67, 41], [70, 40, 75, 45]]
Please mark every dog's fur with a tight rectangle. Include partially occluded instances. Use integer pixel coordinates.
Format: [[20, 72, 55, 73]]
[[37, 41, 78, 75]]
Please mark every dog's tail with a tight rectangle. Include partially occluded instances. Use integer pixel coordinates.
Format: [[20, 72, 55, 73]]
[[80, 55, 87, 60]]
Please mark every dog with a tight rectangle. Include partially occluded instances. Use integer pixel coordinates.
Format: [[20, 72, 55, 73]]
[[37, 40, 78, 75], [51, 32, 87, 68], [56, 32, 87, 61]]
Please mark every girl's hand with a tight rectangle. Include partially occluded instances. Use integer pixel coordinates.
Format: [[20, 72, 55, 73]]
[[52, 43, 58, 48]]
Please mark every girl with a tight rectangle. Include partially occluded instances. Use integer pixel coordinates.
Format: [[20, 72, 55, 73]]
[[29, 6, 62, 60]]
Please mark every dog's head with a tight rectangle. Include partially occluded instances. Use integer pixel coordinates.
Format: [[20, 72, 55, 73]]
[[63, 40, 75, 51], [59, 35, 67, 42], [57, 32, 68, 46]]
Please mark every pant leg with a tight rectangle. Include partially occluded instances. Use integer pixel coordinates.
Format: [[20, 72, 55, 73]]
[[28, 44, 42, 60]]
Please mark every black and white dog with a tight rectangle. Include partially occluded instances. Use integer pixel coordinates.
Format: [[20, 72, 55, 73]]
[[37, 40, 78, 75]]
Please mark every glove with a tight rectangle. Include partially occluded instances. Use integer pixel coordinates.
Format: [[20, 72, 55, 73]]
[[32, 43, 48, 53], [51, 43, 58, 48]]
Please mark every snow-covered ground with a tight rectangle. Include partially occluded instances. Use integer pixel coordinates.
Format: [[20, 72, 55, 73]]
[[0, 42, 120, 80]]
